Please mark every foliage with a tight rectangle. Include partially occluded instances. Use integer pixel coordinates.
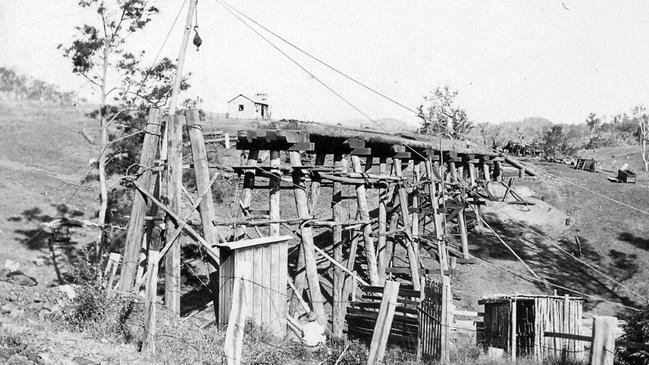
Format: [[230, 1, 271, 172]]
[[0, 67, 80, 104], [585, 112, 601, 133], [417, 86, 473, 139], [542, 125, 578, 158], [617, 303, 649, 364]]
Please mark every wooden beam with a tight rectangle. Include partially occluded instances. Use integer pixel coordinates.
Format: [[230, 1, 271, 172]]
[[186, 109, 220, 317], [142, 250, 160, 353], [119, 108, 161, 291], [368, 280, 400, 365], [290, 151, 326, 326], [392, 156, 420, 290], [164, 113, 183, 315], [351, 155, 379, 285], [377, 157, 388, 284], [332, 153, 345, 337], [589, 316, 616, 365], [269, 150, 281, 237], [223, 261, 251, 365]]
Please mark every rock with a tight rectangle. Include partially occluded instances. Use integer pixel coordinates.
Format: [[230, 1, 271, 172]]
[[4, 259, 20, 272], [2, 272, 38, 287], [59, 285, 77, 300], [302, 321, 326, 347], [31, 258, 45, 267]]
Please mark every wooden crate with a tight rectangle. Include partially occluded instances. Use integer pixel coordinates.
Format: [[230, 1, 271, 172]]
[[617, 169, 637, 184]]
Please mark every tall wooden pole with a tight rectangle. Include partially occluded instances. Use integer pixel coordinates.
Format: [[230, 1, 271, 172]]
[[160, 0, 197, 317], [119, 108, 161, 291], [332, 154, 345, 336], [186, 109, 220, 317], [161, 0, 197, 158], [164, 114, 183, 315], [289, 151, 326, 325]]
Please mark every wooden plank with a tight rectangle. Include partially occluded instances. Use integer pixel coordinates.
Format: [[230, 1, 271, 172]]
[[164, 113, 183, 315], [119, 108, 161, 291], [142, 250, 160, 353], [222, 236, 292, 250], [368, 281, 401, 365], [224, 261, 251, 365], [290, 151, 326, 325], [589, 316, 616, 365]]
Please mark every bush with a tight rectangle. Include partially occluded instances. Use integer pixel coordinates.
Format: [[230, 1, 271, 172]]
[[616, 304, 649, 365]]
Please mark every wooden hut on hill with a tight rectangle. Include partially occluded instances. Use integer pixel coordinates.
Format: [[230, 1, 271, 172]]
[[478, 294, 586, 361]]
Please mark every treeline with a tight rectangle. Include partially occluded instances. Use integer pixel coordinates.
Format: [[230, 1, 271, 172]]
[[471, 107, 647, 159], [0, 67, 82, 105]]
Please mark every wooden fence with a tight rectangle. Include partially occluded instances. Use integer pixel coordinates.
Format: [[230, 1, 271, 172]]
[[545, 316, 649, 365]]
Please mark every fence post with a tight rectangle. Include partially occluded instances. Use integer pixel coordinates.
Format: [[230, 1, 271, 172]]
[[142, 250, 160, 353], [440, 276, 451, 365], [589, 316, 616, 365], [224, 261, 252, 365], [368, 280, 400, 365]]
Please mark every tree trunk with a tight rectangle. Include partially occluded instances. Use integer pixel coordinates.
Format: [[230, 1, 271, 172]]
[[96, 46, 110, 258], [643, 139, 649, 172]]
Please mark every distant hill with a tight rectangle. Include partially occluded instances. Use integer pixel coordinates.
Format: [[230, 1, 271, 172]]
[[338, 117, 418, 133], [472, 116, 554, 147]]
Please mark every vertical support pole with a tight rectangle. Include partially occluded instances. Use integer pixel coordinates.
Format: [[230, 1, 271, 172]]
[[164, 113, 183, 315], [239, 150, 259, 239], [440, 276, 451, 364], [160, 0, 197, 159], [332, 153, 345, 337], [186, 110, 221, 316], [367, 280, 400, 365], [458, 203, 470, 259], [448, 160, 458, 182], [351, 155, 379, 285], [309, 153, 326, 216], [289, 151, 326, 326], [377, 157, 388, 284], [269, 150, 281, 236], [468, 160, 477, 186], [142, 250, 160, 353], [224, 261, 252, 365], [511, 299, 517, 362], [483, 160, 491, 181], [119, 108, 161, 291], [224, 132, 231, 150], [589, 316, 616, 365], [393, 156, 421, 290], [425, 160, 448, 271], [494, 160, 503, 182]]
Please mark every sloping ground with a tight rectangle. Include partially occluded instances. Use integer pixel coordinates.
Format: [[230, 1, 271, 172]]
[[0, 102, 99, 286], [458, 158, 649, 317]]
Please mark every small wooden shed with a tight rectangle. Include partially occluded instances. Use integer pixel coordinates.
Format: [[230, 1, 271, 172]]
[[478, 294, 585, 361], [218, 235, 292, 337]]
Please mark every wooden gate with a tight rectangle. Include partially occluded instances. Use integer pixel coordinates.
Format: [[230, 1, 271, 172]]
[[418, 278, 451, 362]]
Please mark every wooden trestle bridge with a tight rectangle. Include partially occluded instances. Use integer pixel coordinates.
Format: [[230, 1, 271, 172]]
[[115, 108, 538, 352]]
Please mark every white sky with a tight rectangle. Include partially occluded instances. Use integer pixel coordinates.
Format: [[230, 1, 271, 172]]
[[1, 0, 649, 126]]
